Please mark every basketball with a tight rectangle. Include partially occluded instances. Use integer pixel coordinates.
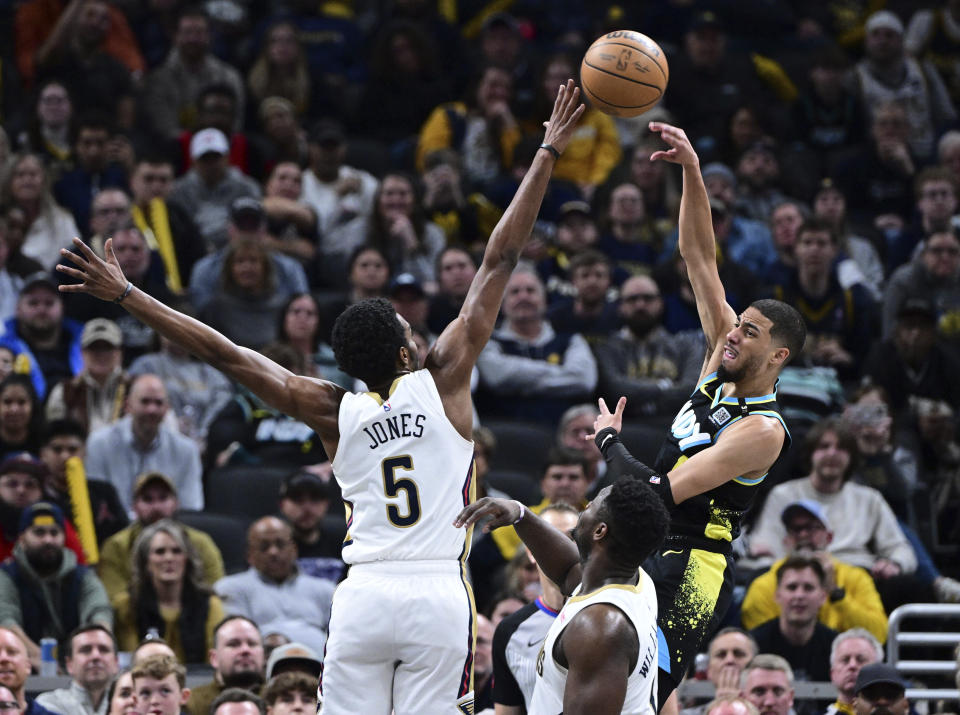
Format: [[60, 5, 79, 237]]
[[580, 30, 669, 117]]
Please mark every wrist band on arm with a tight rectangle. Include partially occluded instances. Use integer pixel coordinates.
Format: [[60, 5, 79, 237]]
[[539, 143, 561, 160], [114, 282, 133, 304], [512, 501, 526, 525]]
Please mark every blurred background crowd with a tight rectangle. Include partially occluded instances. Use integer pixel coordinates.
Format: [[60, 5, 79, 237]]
[[0, 0, 958, 713]]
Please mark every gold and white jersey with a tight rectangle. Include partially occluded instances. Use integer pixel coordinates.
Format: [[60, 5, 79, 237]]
[[529, 569, 659, 714], [332, 370, 475, 564]]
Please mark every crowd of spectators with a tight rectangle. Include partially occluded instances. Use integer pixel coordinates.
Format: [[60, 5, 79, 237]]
[[0, 0, 959, 712]]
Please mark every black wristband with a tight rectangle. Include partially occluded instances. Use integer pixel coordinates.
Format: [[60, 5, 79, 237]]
[[594, 427, 621, 453], [114, 282, 133, 304], [539, 142, 561, 160]]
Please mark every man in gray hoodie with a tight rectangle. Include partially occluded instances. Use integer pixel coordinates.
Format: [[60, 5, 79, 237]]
[[0, 502, 112, 658]]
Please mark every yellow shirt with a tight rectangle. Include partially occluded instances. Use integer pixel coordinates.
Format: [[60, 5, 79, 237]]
[[491, 498, 588, 561], [112, 591, 225, 663], [741, 556, 888, 643]]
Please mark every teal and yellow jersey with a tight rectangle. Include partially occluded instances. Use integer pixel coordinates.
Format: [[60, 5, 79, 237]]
[[653, 371, 790, 548]]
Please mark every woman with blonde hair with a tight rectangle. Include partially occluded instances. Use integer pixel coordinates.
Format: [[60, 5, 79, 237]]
[[0, 153, 78, 269], [112, 519, 224, 664], [247, 22, 311, 117]]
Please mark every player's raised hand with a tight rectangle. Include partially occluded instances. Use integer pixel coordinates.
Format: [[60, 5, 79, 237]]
[[588, 396, 626, 440], [541, 79, 586, 155], [57, 237, 129, 302], [454, 497, 523, 533], [648, 122, 699, 168]]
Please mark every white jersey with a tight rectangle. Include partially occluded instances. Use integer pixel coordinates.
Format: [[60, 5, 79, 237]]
[[331, 369, 475, 564], [529, 570, 659, 715]]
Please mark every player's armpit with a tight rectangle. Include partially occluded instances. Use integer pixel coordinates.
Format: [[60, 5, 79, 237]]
[[667, 415, 785, 504], [561, 605, 636, 715]]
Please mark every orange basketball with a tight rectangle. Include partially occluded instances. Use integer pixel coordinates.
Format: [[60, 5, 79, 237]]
[[580, 30, 669, 117]]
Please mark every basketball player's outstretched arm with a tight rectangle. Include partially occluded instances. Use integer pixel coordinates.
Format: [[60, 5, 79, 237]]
[[454, 497, 583, 596], [649, 122, 736, 377], [55, 240, 341, 439], [428, 80, 584, 435]]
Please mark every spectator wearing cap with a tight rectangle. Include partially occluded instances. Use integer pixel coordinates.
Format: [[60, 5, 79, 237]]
[[98, 471, 224, 602], [855, 10, 956, 162], [476, 12, 535, 113], [537, 200, 600, 304], [142, 9, 245, 142], [45, 318, 129, 434], [546, 249, 621, 345], [301, 119, 379, 236], [0, 452, 89, 565], [825, 629, 884, 715], [187, 197, 308, 313], [85, 374, 203, 514], [265, 641, 322, 681], [261, 669, 316, 714], [660, 164, 775, 277], [852, 663, 909, 715], [39, 419, 128, 546], [746, 417, 917, 579], [214, 517, 335, 656], [184, 615, 264, 715], [388, 272, 432, 339], [475, 264, 597, 423], [883, 230, 960, 342], [0, 501, 112, 653], [749, 555, 839, 682], [0, 272, 83, 400], [278, 470, 345, 583], [168, 127, 261, 252], [742, 500, 887, 643], [864, 297, 960, 414], [811, 182, 885, 301], [593, 273, 705, 418]]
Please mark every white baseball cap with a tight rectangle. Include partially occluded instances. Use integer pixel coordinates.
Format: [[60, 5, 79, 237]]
[[189, 128, 229, 160], [865, 10, 904, 36]]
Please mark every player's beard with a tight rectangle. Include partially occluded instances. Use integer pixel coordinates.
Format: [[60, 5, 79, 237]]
[[573, 522, 592, 563], [716, 352, 759, 384]]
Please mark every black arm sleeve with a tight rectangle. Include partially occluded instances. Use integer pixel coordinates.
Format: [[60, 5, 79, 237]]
[[594, 427, 675, 509]]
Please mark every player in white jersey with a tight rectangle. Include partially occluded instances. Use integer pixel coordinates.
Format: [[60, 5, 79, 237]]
[[455, 479, 670, 714], [57, 82, 585, 715]]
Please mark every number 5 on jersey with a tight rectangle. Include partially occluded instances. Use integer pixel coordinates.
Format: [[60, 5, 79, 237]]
[[382, 455, 422, 527]]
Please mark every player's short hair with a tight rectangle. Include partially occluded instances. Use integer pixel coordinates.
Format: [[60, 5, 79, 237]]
[[775, 555, 826, 587], [332, 297, 407, 386], [597, 479, 669, 567], [741, 653, 795, 686], [261, 671, 317, 706], [131, 654, 186, 688], [211, 687, 266, 714], [749, 299, 806, 365], [830, 628, 883, 665]]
